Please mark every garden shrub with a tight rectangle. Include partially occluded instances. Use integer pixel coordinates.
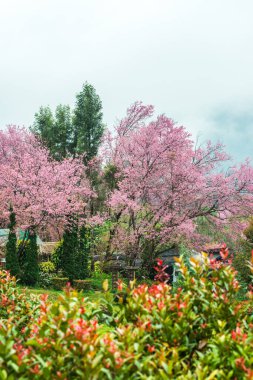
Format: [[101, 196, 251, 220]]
[[51, 277, 69, 290], [0, 270, 40, 324], [1, 249, 253, 379], [233, 240, 253, 283], [90, 271, 112, 291], [244, 217, 253, 243], [234, 251, 252, 288], [38, 261, 56, 288], [233, 219, 253, 291], [94, 260, 102, 274], [39, 261, 56, 273], [51, 277, 92, 291], [73, 279, 92, 291], [38, 271, 53, 289]]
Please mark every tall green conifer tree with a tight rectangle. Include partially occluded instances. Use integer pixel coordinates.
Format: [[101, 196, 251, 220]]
[[61, 222, 79, 283], [32, 106, 55, 153], [32, 83, 104, 162], [6, 206, 19, 277], [53, 104, 73, 159], [73, 82, 104, 162], [75, 225, 90, 279], [22, 230, 39, 286]]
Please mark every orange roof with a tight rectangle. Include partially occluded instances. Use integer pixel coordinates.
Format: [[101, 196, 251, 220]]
[[202, 243, 224, 251]]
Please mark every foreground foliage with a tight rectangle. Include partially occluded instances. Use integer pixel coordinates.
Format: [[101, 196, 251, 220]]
[[1, 253, 253, 379]]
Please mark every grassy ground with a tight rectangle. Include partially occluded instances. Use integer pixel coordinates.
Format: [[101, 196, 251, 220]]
[[18, 286, 105, 303]]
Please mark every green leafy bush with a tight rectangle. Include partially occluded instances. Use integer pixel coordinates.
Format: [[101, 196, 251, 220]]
[[73, 279, 92, 291], [90, 271, 112, 291], [51, 277, 92, 291], [1, 250, 253, 379], [234, 251, 252, 290], [39, 261, 56, 273], [38, 262, 56, 288], [0, 270, 40, 324], [94, 260, 102, 274], [51, 277, 69, 290], [233, 219, 253, 290], [38, 271, 53, 289], [244, 218, 253, 243], [233, 241, 253, 283]]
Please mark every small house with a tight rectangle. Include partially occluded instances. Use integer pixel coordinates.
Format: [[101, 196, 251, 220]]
[[0, 229, 58, 268], [202, 243, 226, 260]]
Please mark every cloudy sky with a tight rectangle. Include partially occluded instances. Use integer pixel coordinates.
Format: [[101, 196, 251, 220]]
[[0, 0, 252, 162]]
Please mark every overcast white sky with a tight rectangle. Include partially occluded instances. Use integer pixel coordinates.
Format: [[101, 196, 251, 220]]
[[0, 0, 253, 162]]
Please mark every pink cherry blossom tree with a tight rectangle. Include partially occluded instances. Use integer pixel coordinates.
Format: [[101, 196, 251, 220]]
[[0, 126, 93, 235], [102, 102, 253, 263]]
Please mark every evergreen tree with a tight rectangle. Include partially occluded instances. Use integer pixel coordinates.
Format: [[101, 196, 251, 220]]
[[22, 230, 39, 286], [75, 225, 90, 279], [73, 82, 104, 162], [31, 105, 73, 160], [54, 104, 73, 160], [61, 222, 79, 283], [5, 206, 19, 277], [31, 106, 55, 153], [59, 224, 90, 281], [32, 83, 104, 163]]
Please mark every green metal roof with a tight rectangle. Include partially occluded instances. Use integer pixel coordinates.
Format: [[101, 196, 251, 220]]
[[0, 229, 9, 237], [0, 229, 43, 244]]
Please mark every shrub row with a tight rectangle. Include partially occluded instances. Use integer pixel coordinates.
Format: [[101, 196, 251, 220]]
[[51, 277, 92, 291]]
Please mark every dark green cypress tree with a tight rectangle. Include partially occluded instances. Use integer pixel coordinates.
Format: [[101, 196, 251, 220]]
[[5, 206, 19, 277], [61, 222, 78, 283], [22, 230, 39, 286], [75, 225, 90, 280]]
